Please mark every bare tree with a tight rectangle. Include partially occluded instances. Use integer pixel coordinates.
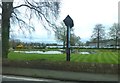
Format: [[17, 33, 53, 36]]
[[91, 24, 105, 48], [70, 34, 81, 46], [55, 22, 81, 48], [1, 0, 60, 58], [109, 23, 120, 48], [55, 22, 66, 48]]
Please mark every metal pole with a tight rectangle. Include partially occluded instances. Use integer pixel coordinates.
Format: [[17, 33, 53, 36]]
[[66, 26, 70, 61]]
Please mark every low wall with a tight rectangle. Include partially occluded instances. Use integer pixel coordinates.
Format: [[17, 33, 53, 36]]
[[2, 59, 119, 74]]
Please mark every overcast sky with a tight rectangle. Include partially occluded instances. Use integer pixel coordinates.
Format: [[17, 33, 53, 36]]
[[11, 0, 119, 43]]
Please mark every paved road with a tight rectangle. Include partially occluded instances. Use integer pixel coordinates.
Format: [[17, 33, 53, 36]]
[[1, 75, 119, 83], [2, 67, 119, 83], [3, 67, 119, 81], [2, 75, 79, 83]]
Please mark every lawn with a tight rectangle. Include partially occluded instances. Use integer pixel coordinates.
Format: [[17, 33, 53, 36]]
[[8, 49, 119, 64]]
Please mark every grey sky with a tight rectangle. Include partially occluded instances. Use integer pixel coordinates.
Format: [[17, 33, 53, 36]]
[[11, 0, 119, 43]]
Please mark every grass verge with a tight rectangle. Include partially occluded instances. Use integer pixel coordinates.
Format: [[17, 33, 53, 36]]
[[8, 49, 119, 64]]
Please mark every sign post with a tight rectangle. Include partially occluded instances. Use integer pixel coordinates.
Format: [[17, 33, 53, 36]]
[[63, 15, 74, 61]]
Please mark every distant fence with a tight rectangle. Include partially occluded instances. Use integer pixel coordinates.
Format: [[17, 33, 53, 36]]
[[46, 45, 120, 49]]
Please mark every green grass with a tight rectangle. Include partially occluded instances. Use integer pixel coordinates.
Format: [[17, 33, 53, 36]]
[[8, 52, 66, 61], [8, 49, 119, 64]]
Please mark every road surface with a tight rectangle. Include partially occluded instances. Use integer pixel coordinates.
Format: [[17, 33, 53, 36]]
[[2, 75, 79, 83]]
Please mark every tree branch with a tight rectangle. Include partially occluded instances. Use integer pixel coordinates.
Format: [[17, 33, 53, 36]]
[[12, 0, 60, 34]]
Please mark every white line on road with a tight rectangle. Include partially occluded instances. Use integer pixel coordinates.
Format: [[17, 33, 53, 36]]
[[2, 75, 53, 81], [2, 75, 78, 83]]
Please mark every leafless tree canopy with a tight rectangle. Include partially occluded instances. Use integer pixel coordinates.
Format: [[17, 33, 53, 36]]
[[0, 0, 60, 34], [1, 0, 60, 58], [55, 22, 81, 46], [91, 24, 105, 41], [91, 24, 105, 48], [109, 23, 120, 39]]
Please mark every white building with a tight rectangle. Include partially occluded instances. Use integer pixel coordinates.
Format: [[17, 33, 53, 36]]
[[87, 39, 120, 48]]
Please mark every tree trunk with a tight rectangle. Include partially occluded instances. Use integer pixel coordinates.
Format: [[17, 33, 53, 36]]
[[63, 41, 65, 49], [2, 2, 13, 58], [97, 37, 99, 48], [97, 29, 100, 49], [115, 36, 118, 49]]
